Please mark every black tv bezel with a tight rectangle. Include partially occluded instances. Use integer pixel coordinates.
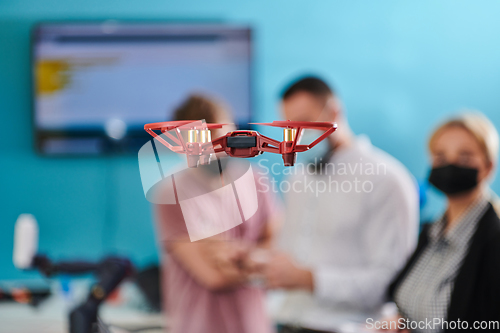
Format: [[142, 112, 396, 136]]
[[31, 20, 254, 156]]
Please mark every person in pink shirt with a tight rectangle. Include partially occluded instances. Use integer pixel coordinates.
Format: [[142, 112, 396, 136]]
[[155, 95, 279, 333]]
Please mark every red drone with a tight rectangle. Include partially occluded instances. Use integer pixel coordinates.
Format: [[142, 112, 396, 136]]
[[144, 120, 337, 168]]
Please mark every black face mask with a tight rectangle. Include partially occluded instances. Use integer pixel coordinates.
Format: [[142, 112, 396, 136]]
[[428, 164, 479, 195]]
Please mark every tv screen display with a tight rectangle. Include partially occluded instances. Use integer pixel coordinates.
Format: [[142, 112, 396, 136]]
[[32, 22, 252, 155]]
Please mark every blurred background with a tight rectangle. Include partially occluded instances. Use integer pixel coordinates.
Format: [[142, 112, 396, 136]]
[[1, 0, 500, 330]]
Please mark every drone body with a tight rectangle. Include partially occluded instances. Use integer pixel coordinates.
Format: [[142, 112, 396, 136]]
[[144, 120, 337, 168]]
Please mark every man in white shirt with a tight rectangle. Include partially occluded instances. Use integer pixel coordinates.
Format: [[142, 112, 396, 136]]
[[262, 76, 419, 333]]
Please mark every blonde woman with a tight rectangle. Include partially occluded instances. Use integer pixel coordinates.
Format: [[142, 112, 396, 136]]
[[388, 112, 500, 333]]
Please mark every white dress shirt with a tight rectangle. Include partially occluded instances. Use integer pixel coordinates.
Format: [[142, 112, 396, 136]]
[[274, 136, 419, 332]]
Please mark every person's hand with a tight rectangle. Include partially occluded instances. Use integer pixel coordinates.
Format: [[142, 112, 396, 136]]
[[167, 238, 251, 291], [261, 252, 313, 290], [205, 241, 246, 266], [203, 240, 250, 281]]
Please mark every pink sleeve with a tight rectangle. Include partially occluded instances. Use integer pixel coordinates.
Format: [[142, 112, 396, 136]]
[[155, 203, 190, 247], [252, 172, 282, 233]]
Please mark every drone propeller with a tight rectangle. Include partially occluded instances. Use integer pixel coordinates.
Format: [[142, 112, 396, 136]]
[[144, 120, 230, 132], [144, 121, 232, 168], [250, 120, 337, 130], [248, 120, 337, 166]]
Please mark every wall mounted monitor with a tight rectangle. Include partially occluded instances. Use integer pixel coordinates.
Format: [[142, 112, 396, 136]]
[[32, 22, 252, 155]]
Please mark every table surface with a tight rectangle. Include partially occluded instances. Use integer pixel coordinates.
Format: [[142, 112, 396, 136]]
[[0, 298, 166, 333], [0, 280, 166, 333]]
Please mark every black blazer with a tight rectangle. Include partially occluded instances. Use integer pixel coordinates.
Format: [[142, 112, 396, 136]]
[[388, 203, 500, 332]]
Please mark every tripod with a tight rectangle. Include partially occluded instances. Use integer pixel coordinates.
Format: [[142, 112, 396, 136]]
[[31, 255, 134, 333]]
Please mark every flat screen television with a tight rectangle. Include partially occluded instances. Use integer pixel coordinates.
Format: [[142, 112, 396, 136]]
[[32, 22, 252, 155]]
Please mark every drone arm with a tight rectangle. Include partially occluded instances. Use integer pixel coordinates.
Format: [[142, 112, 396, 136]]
[[306, 126, 336, 149], [145, 129, 175, 150], [144, 128, 186, 154], [162, 130, 182, 146], [284, 126, 335, 154], [257, 135, 281, 154], [210, 136, 226, 153]]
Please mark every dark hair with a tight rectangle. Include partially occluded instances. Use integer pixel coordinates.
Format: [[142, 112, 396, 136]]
[[172, 94, 229, 123], [281, 76, 334, 101]]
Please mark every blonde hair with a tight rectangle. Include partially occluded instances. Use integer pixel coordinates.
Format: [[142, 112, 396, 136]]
[[429, 111, 499, 166], [429, 111, 500, 213]]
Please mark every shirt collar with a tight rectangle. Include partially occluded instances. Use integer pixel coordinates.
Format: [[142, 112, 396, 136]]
[[328, 135, 372, 163], [429, 196, 489, 247]]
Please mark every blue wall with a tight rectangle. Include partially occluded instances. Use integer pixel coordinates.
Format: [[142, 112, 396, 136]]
[[2, 0, 500, 279]]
